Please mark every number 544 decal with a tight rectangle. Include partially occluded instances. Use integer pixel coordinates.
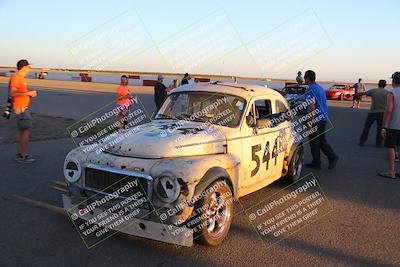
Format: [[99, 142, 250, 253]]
[[251, 133, 288, 177]]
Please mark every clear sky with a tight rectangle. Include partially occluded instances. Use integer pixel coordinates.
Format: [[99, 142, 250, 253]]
[[0, 0, 399, 82]]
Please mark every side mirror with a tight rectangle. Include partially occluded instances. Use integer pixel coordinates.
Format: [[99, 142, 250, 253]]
[[256, 118, 273, 129], [246, 115, 255, 127]]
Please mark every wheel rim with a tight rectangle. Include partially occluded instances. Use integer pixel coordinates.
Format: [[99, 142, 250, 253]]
[[293, 150, 303, 179], [206, 191, 232, 238]]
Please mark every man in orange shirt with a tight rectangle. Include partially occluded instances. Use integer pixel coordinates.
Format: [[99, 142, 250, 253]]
[[115, 75, 133, 129], [10, 59, 37, 163]]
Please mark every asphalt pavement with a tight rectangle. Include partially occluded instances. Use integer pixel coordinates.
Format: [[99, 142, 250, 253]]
[[0, 85, 399, 267]]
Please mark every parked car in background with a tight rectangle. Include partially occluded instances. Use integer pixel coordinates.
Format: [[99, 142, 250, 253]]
[[325, 84, 354, 101], [280, 83, 308, 115]]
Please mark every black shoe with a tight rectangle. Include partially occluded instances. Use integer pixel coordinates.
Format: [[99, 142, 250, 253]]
[[358, 143, 364, 146], [306, 163, 321, 170], [328, 156, 339, 170], [15, 153, 23, 161]]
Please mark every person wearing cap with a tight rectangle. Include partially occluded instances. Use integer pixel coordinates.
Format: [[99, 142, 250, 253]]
[[379, 72, 400, 179], [9, 59, 37, 163], [296, 71, 304, 85], [357, 80, 388, 147], [181, 73, 191, 85], [154, 75, 172, 112]]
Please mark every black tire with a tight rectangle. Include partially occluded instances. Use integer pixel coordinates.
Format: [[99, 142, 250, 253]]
[[193, 180, 233, 246], [338, 94, 343, 101], [283, 147, 303, 183]]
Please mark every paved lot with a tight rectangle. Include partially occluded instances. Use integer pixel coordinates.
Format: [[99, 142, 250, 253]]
[[0, 81, 157, 120], [0, 85, 399, 267]]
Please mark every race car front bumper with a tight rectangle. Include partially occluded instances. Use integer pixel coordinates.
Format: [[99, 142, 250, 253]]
[[62, 194, 194, 247]]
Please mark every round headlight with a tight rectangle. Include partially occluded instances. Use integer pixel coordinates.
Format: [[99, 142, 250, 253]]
[[154, 176, 181, 203], [64, 159, 81, 183]]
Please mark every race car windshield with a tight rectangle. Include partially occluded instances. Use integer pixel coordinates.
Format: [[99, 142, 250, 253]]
[[332, 85, 346, 89], [155, 91, 246, 128], [285, 87, 306, 95]]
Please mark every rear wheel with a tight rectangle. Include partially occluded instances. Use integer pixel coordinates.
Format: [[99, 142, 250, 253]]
[[283, 147, 303, 183], [338, 94, 343, 101], [193, 180, 233, 246]]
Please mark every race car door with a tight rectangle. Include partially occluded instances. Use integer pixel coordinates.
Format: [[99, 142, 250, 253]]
[[240, 97, 283, 192]]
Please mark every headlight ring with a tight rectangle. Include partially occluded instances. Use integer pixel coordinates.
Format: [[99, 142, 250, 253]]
[[64, 159, 82, 183], [154, 176, 181, 203]]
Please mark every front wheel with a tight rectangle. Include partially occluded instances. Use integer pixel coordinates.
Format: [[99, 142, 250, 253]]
[[283, 147, 303, 183], [193, 180, 233, 246]]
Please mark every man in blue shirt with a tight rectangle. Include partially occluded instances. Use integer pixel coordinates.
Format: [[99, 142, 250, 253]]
[[304, 70, 338, 169]]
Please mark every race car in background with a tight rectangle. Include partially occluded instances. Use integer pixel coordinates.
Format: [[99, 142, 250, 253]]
[[325, 84, 354, 101], [280, 83, 308, 115]]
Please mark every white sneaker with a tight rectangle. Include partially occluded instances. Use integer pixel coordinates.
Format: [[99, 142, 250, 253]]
[[17, 154, 36, 164]]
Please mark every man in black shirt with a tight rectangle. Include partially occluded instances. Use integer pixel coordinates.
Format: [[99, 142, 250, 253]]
[[154, 75, 171, 111], [181, 73, 191, 85]]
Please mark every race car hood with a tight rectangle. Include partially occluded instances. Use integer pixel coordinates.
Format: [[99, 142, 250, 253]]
[[326, 89, 342, 95], [98, 120, 227, 158]]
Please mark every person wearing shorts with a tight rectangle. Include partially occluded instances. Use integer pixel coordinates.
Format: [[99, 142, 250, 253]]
[[10, 59, 37, 163], [115, 75, 133, 130], [351, 78, 366, 108], [380, 72, 400, 179]]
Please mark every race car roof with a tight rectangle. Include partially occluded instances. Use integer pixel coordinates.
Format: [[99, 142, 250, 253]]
[[172, 82, 284, 100]]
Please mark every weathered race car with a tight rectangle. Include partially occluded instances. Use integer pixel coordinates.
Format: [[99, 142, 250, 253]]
[[325, 84, 354, 100], [62, 82, 303, 247]]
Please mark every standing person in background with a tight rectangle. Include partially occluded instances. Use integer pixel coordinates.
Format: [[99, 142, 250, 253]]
[[379, 72, 400, 179], [10, 59, 37, 163], [358, 80, 388, 147], [351, 78, 366, 108], [304, 70, 339, 170], [115, 75, 133, 130], [296, 71, 304, 85], [181, 73, 191, 85], [154, 75, 172, 112]]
